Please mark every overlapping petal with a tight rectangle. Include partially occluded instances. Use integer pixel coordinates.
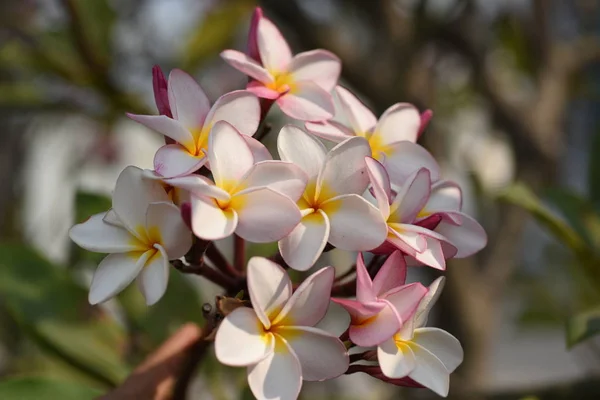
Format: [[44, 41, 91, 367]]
[[365, 157, 391, 219], [278, 210, 330, 272], [277, 82, 335, 121], [304, 120, 354, 142], [238, 161, 308, 201], [167, 69, 210, 129], [189, 195, 237, 240], [208, 121, 254, 191], [372, 251, 407, 297], [126, 114, 194, 152], [88, 251, 149, 305], [69, 212, 143, 253], [136, 244, 169, 305], [204, 90, 261, 137], [382, 141, 440, 184], [257, 17, 293, 73], [278, 125, 327, 182], [374, 103, 421, 145], [287, 50, 341, 91], [153, 144, 205, 177], [378, 339, 416, 379], [412, 328, 463, 373], [220, 50, 274, 83], [247, 257, 292, 328], [144, 202, 192, 258], [335, 86, 377, 134]]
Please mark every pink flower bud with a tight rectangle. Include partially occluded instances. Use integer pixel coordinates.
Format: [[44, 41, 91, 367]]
[[246, 7, 263, 62], [418, 109, 433, 138], [152, 65, 172, 118], [180, 201, 192, 231]]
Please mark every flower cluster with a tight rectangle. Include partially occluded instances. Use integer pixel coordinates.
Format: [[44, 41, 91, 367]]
[[69, 7, 486, 399]]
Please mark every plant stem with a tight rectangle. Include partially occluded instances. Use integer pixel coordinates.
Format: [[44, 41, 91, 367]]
[[172, 260, 236, 290], [233, 234, 246, 273], [205, 242, 239, 277]]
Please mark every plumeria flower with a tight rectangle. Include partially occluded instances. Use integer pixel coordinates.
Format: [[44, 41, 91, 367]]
[[157, 121, 306, 243], [128, 69, 261, 178], [69, 166, 192, 305], [277, 126, 387, 271], [332, 251, 427, 347], [305, 86, 439, 182], [378, 277, 464, 397], [221, 10, 341, 121], [215, 257, 349, 400]]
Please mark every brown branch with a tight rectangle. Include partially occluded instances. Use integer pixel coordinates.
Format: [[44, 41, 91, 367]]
[[233, 235, 246, 273], [172, 259, 237, 290]]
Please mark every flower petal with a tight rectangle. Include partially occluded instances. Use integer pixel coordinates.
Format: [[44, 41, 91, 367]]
[[288, 50, 341, 91], [355, 252, 374, 303], [317, 137, 371, 199], [378, 339, 416, 379], [216, 307, 274, 366], [247, 81, 281, 99], [152, 65, 171, 117], [136, 244, 169, 305], [424, 180, 462, 213], [349, 303, 401, 346], [331, 298, 385, 322], [277, 82, 334, 121], [190, 195, 237, 240], [304, 120, 354, 143], [70, 212, 142, 253], [247, 256, 292, 329], [382, 141, 440, 184], [389, 168, 431, 223], [408, 343, 450, 397], [388, 225, 448, 270], [220, 49, 274, 83], [247, 335, 302, 400], [126, 114, 194, 152], [372, 250, 407, 297], [112, 166, 170, 237], [247, 7, 263, 61], [412, 327, 463, 373], [208, 121, 254, 190], [88, 251, 147, 304], [365, 157, 391, 220], [238, 160, 308, 201], [243, 136, 273, 162], [273, 266, 335, 327], [435, 212, 487, 258], [382, 282, 428, 322], [414, 277, 445, 328], [277, 125, 327, 183], [374, 103, 421, 145], [145, 202, 192, 259], [167, 69, 210, 129], [279, 210, 330, 272], [232, 187, 301, 243], [204, 90, 261, 137], [275, 326, 349, 381], [153, 144, 205, 178], [321, 194, 387, 251], [257, 16, 293, 73], [164, 175, 231, 202], [335, 86, 377, 134]]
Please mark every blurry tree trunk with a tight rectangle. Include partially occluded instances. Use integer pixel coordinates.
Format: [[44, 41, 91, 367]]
[[0, 116, 25, 238]]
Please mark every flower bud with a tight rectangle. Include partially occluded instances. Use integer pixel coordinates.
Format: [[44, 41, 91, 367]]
[[247, 7, 263, 62]]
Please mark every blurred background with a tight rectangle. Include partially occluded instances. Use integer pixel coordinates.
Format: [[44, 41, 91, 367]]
[[0, 0, 600, 399]]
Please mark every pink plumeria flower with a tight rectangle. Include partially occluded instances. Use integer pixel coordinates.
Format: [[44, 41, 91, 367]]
[[128, 69, 261, 178], [221, 12, 341, 121], [332, 252, 427, 347], [378, 277, 464, 397], [157, 121, 306, 243], [69, 166, 192, 305], [306, 86, 439, 182], [366, 158, 458, 270], [276, 126, 387, 271], [215, 257, 349, 400]]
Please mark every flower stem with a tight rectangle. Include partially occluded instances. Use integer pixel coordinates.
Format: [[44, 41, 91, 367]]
[[205, 242, 239, 277], [172, 259, 237, 289], [233, 234, 246, 273]]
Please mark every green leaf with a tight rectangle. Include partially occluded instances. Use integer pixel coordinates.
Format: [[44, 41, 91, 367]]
[[74, 191, 111, 224], [590, 129, 600, 211], [0, 376, 102, 400], [70, 0, 117, 66], [566, 305, 600, 348]]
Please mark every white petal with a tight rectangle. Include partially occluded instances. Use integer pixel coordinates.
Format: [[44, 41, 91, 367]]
[[322, 194, 387, 251], [208, 121, 254, 191], [145, 202, 192, 259], [164, 175, 231, 202], [414, 277, 446, 328], [247, 257, 292, 329], [409, 342, 450, 397], [247, 335, 302, 400], [190, 195, 237, 240], [365, 157, 391, 220], [220, 49, 274, 83], [88, 251, 147, 304], [272, 266, 334, 327], [167, 69, 210, 130], [335, 86, 377, 134], [136, 244, 169, 305], [317, 137, 371, 200], [112, 166, 170, 237], [304, 121, 354, 143], [238, 160, 308, 201], [102, 209, 124, 228], [435, 212, 487, 258], [412, 328, 463, 373], [232, 187, 301, 243], [257, 17, 293, 73], [382, 141, 440, 184], [275, 326, 348, 381], [277, 125, 327, 183], [288, 50, 341, 91], [153, 144, 206, 178], [425, 180, 462, 213], [126, 114, 195, 153], [374, 103, 421, 145], [378, 338, 416, 378], [216, 307, 274, 366], [389, 168, 431, 223], [277, 82, 335, 121], [279, 210, 330, 272], [204, 90, 261, 137], [244, 136, 273, 162], [70, 212, 142, 253]]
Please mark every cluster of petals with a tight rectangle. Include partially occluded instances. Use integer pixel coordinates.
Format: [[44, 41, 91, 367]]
[[69, 166, 192, 305], [215, 257, 348, 400]]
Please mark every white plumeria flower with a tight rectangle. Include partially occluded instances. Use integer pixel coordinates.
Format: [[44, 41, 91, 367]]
[[69, 166, 192, 305], [215, 257, 349, 400], [277, 126, 388, 271], [128, 69, 262, 178], [159, 121, 307, 243], [305, 86, 440, 183], [377, 277, 464, 397]]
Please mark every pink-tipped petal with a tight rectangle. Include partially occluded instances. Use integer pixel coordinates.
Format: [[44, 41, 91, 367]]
[[152, 65, 171, 117], [355, 252, 375, 303], [288, 50, 341, 91], [419, 110, 433, 137], [127, 114, 195, 152], [389, 168, 431, 223], [70, 212, 142, 253], [277, 125, 327, 183], [388, 225, 449, 270], [378, 339, 417, 379], [382, 141, 440, 184], [382, 282, 428, 322], [239, 160, 307, 201], [335, 86, 377, 134], [277, 82, 335, 121], [243, 136, 273, 162], [247, 81, 281, 99], [331, 298, 385, 322], [247, 257, 292, 329], [232, 187, 302, 243], [372, 251, 407, 297], [273, 266, 335, 327], [247, 7, 263, 61], [435, 212, 487, 258], [204, 90, 261, 137], [305, 120, 354, 143], [349, 303, 402, 346], [221, 49, 273, 83], [257, 16, 293, 73], [275, 326, 349, 381], [163, 175, 230, 202], [145, 202, 192, 259], [322, 194, 387, 251], [136, 244, 169, 305], [425, 180, 462, 213], [190, 195, 237, 240], [208, 121, 254, 190], [365, 157, 392, 219], [412, 327, 463, 373], [407, 343, 450, 397], [88, 251, 148, 305], [375, 103, 421, 145], [279, 210, 330, 272], [167, 69, 210, 129], [215, 307, 274, 366], [153, 144, 205, 178]]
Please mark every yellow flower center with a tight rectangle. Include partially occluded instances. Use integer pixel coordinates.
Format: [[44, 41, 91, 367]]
[[266, 72, 296, 94]]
